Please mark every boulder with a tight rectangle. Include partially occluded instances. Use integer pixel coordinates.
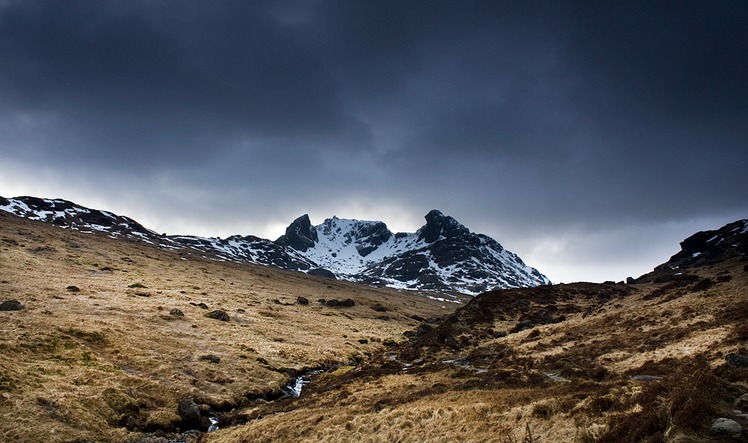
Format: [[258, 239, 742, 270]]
[[307, 268, 337, 279], [177, 398, 201, 428], [0, 300, 24, 311], [205, 310, 230, 322], [323, 298, 355, 308], [726, 353, 748, 368], [510, 320, 534, 333], [415, 323, 434, 338], [169, 308, 184, 317], [709, 418, 743, 438], [198, 354, 221, 364], [734, 393, 748, 411]]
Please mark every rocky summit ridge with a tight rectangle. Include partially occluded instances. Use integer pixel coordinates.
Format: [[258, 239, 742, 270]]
[[277, 210, 550, 294], [0, 196, 549, 294]]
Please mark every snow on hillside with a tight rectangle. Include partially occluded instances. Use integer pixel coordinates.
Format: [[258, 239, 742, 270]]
[[1, 196, 551, 295], [302, 216, 425, 275]]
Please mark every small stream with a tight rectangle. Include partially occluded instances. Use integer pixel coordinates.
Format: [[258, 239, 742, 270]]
[[164, 368, 328, 442], [281, 369, 324, 398]]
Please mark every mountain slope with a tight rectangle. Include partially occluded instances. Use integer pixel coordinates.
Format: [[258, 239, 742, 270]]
[[209, 218, 748, 443], [0, 209, 456, 443], [1, 196, 549, 294]]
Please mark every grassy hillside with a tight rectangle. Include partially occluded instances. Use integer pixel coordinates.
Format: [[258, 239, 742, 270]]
[[2, 210, 746, 442], [207, 251, 748, 442], [0, 211, 461, 442]]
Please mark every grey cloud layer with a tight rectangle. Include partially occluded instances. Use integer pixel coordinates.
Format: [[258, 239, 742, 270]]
[[1, 1, 747, 281]]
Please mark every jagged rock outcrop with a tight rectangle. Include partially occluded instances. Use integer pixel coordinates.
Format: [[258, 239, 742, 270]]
[[636, 218, 748, 283], [418, 210, 469, 243], [275, 214, 318, 252], [656, 219, 748, 270]]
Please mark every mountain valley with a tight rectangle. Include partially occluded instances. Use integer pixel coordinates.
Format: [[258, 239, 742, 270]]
[[1, 199, 747, 442]]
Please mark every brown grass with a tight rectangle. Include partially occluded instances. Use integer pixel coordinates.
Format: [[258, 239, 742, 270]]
[[0, 212, 457, 442], [2, 210, 747, 442]]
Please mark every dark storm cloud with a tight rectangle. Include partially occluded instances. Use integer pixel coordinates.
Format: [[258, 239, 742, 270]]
[[1, 0, 747, 282], [0, 0, 369, 168]]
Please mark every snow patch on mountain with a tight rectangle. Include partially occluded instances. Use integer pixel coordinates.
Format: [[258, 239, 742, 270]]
[[280, 210, 551, 294], [1, 196, 551, 295]]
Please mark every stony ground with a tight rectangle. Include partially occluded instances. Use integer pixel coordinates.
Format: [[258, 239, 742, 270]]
[[2, 210, 747, 442], [207, 253, 748, 442]]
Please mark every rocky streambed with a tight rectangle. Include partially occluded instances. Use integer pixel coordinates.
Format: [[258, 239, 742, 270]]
[[126, 367, 330, 443]]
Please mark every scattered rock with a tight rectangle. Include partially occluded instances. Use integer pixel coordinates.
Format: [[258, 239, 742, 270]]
[[307, 268, 337, 279], [123, 415, 138, 431], [492, 330, 508, 338], [357, 339, 369, 344], [66, 285, 80, 292], [190, 302, 209, 310], [415, 323, 434, 338], [726, 353, 748, 368], [128, 282, 147, 289], [205, 310, 230, 322], [544, 372, 571, 383], [735, 393, 748, 411], [169, 308, 184, 317], [177, 398, 201, 428], [526, 329, 541, 339], [510, 320, 534, 333], [199, 354, 221, 364], [709, 418, 743, 438], [441, 333, 459, 349], [370, 303, 389, 312], [693, 278, 714, 292], [200, 415, 216, 431], [296, 296, 309, 305], [0, 300, 24, 311], [323, 298, 355, 307]]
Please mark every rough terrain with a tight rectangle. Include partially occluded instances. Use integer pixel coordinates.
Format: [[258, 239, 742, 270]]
[[2, 209, 747, 442]]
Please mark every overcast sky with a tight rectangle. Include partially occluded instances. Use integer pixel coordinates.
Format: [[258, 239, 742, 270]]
[[1, 1, 747, 283]]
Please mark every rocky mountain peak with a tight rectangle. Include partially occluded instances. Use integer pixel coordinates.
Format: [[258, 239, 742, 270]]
[[275, 214, 318, 252], [419, 209, 469, 243], [1, 196, 550, 295]]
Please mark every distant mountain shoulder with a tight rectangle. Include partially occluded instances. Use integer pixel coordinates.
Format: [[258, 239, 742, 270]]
[[635, 218, 748, 283], [0, 196, 549, 295]]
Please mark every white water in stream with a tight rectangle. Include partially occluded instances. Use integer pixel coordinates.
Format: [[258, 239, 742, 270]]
[[282, 370, 323, 398], [207, 416, 219, 432]]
